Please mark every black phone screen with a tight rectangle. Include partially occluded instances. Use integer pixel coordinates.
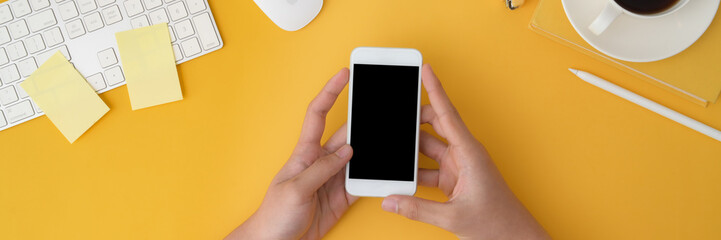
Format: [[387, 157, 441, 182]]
[[348, 64, 419, 181]]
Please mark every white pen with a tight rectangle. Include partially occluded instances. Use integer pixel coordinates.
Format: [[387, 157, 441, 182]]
[[569, 68, 721, 143]]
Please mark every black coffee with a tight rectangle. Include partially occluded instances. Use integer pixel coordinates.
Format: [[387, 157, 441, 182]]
[[614, 0, 680, 15]]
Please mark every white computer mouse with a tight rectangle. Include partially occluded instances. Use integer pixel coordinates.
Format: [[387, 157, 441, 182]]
[[254, 0, 323, 31]]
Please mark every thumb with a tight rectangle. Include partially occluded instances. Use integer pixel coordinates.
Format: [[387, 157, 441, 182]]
[[382, 195, 449, 228]]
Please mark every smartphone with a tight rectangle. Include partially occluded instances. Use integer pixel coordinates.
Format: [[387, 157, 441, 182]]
[[345, 47, 422, 197]]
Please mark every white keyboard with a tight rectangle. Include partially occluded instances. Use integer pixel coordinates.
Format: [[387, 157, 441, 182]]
[[0, 0, 223, 132]]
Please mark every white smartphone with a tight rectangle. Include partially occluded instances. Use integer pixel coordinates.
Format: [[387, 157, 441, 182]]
[[345, 47, 422, 197]]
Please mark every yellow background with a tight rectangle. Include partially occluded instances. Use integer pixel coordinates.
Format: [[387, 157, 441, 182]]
[[2, 0, 720, 239]]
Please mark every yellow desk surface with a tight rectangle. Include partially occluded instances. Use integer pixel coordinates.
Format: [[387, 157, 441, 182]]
[[2, 1, 720, 239]]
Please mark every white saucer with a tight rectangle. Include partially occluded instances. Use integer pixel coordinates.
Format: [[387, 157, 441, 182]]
[[562, 0, 719, 62]]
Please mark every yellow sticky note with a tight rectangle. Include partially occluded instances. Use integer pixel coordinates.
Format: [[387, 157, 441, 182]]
[[20, 52, 110, 143], [116, 23, 183, 110]]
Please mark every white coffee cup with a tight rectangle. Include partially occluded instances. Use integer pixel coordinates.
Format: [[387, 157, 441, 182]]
[[588, 0, 689, 35]]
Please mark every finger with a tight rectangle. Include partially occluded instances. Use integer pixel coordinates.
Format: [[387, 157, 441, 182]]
[[297, 68, 350, 147], [322, 123, 347, 154], [420, 104, 437, 124], [419, 130, 447, 162], [420, 104, 446, 139], [382, 195, 450, 229], [292, 145, 353, 194], [421, 64, 473, 144], [418, 168, 439, 187]]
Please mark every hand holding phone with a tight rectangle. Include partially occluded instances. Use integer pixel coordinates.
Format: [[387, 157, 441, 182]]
[[380, 65, 550, 239], [226, 63, 549, 240], [225, 69, 356, 240]]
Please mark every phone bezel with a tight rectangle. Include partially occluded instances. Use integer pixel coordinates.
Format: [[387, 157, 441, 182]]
[[345, 47, 422, 197]]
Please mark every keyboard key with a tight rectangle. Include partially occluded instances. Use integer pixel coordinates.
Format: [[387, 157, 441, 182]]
[[76, 0, 97, 14], [0, 27, 10, 45], [15, 82, 29, 98], [149, 8, 168, 25], [172, 43, 182, 61], [0, 5, 13, 24], [123, 0, 144, 17], [27, 9, 57, 32], [5, 100, 34, 123], [143, 0, 162, 10], [10, 0, 32, 18], [86, 73, 106, 91], [0, 64, 20, 84], [174, 18, 193, 39], [167, 25, 176, 42], [7, 41, 27, 61], [8, 19, 30, 39], [24, 34, 45, 54], [193, 13, 220, 50], [101, 5, 122, 25], [104, 65, 124, 85], [0, 110, 7, 128], [55, 45, 71, 60], [36, 45, 70, 64], [97, 0, 116, 7], [0, 86, 19, 106], [43, 27, 64, 47], [130, 15, 149, 28], [185, 0, 205, 14], [29, 0, 51, 11], [97, 47, 117, 68], [18, 57, 37, 77], [58, 1, 78, 20], [30, 99, 41, 113], [65, 18, 85, 38], [0, 48, 8, 65], [84, 12, 104, 32], [180, 37, 200, 57], [167, 1, 187, 21]]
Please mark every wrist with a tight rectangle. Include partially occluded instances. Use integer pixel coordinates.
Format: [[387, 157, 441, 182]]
[[453, 198, 549, 240], [225, 217, 257, 240], [226, 213, 277, 240], [457, 226, 549, 240]]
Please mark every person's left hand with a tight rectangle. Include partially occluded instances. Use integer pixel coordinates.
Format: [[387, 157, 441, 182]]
[[225, 68, 357, 240]]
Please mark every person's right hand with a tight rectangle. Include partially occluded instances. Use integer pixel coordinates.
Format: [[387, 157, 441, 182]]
[[381, 64, 550, 240]]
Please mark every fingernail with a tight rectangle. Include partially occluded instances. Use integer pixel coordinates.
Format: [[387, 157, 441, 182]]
[[381, 198, 398, 213], [335, 145, 352, 158]]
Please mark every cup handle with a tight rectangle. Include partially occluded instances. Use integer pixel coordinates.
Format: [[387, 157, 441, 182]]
[[588, 3, 622, 35]]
